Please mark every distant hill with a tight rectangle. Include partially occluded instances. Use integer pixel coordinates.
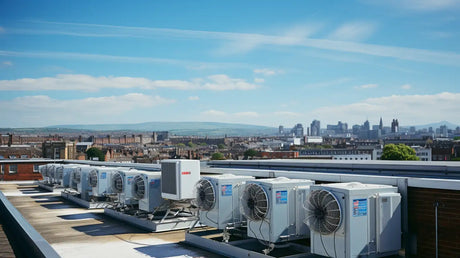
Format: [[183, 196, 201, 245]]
[[45, 121, 277, 136], [412, 121, 459, 130]]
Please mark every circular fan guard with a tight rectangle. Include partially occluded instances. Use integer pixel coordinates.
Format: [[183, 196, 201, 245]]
[[132, 175, 145, 199], [72, 169, 81, 184], [241, 183, 268, 221], [195, 179, 216, 211], [112, 172, 123, 193], [89, 170, 98, 187], [56, 167, 63, 180], [304, 190, 342, 235]]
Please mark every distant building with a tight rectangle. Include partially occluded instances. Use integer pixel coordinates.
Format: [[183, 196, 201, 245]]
[[440, 125, 448, 137], [291, 123, 304, 138], [373, 145, 431, 161], [0, 159, 53, 181], [327, 121, 348, 134], [278, 125, 284, 135], [260, 151, 299, 159], [42, 141, 76, 160], [310, 120, 321, 136], [152, 131, 169, 142], [304, 136, 323, 144], [391, 119, 399, 133], [379, 117, 383, 131]]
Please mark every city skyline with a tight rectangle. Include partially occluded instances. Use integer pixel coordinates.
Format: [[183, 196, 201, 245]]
[[1, 1, 459, 127]]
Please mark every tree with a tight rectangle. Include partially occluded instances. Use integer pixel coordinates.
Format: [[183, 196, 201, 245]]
[[177, 143, 186, 148], [86, 147, 105, 161], [244, 149, 258, 159], [187, 141, 196, 148], [217, 143, 226, 149], [380, 144, 419, 161], [211, 152, 225, 160]]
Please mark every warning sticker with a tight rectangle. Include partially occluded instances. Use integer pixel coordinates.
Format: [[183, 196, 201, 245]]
[[221, 185, 232, 196], [150, 179, 159, 188], [127, 176, 133, 185], [276, 190, 288, 204], [101, 172, 106, 179], [352, 198, 367, 217]]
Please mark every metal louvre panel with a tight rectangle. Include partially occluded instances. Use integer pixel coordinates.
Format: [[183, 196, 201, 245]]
[[161, 162, 177, 195]]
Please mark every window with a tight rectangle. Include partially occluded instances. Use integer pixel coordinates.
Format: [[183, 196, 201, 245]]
[[21, 155, 28, 159], [33, 164, 39, 173], [9, 164, 18, 174]]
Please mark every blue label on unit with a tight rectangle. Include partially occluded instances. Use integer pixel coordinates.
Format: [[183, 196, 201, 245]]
[[101, 172, 106, 179], [127, 176, 133, 185], [276, 190, 288, 204], [352, 199, 368, 217], [221, 184, 232, 196]]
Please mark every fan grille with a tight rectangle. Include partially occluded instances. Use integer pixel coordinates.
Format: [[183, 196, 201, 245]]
[[195, 179, 216, 211], [241, 183, 268, 221], [112, 172, 123, 193], [72, 169, 81, 184], [133, 175, 145, 199], [304, 190, 342, 235], [89, 170, 98, 187]]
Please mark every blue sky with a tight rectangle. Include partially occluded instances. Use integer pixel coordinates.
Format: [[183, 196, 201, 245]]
[[0, 0, 459, 128]]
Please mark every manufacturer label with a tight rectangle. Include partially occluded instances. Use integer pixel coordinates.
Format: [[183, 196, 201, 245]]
[[101, 172, 106, 179], [221, 184, 232, 196], [353, 198, 367, 217], [150, 179, 159, 188], [276, 190, 288, 204], [181, 171, 191, 175], [127, 176, 133, 185]]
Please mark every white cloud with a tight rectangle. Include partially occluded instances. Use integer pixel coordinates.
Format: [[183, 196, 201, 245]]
[[355, 84, 378, 89], [2, 61, 12, 66], [234, 112, 259, 118], [401, 84, 412, 90], [305, 77, 352, 89], [201, 110, 227, 116], [310, 92, 460, 125], [254, 78, 265, 83], [0, 74, 259, 91], [188, 96, 199, 101], [10, 21, 460, 65], [328, 22, 376, 41], [0, 93, 175, 127], [253, 68, 283, 76]]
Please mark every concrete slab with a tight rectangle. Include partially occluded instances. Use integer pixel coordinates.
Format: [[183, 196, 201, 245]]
[[0, 183, 223, 258]]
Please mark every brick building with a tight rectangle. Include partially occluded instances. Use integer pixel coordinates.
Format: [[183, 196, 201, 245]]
[[42, 141, 76, 160], [0, 159, 56, 181]]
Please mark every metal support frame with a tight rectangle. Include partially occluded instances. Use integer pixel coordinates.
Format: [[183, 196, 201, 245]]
[[60, 191, 112, 209], [185, 230, 313, 258], [104, 208, 199, 232]]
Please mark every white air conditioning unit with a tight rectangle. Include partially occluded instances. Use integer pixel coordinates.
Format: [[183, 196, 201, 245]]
[[111, 169, 141, 206], [240, 177, 314, 243], [195, 174, 254, 229], [161, 160, 200, 200], [58, 164, 88, 188], [47, 164, 57, 184], [132, 172, 164, 212], [305, 182, 401, 258], [88, 167, 117, 197], [72, 166, 93, 200], [38, 165, 48, 182]]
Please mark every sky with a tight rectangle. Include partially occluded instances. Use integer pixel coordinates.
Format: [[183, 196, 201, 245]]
[[0, 0, 459, 128]]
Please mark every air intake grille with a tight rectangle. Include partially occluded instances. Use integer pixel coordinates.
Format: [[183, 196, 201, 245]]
[[241, 183, 268, 221], [304, 190, 342, 235], [112, 172, 123, 193], [195, 179, 216, 211], [133, 175, 146, 199], [89, 170, 98, 187], [161, 162, 177, 195]]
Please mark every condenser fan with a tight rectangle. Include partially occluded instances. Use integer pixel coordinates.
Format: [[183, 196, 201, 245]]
[[241, 183, 268, 221], [89, 170, 98, 187], [133, 175, 145, 199], [112, 172, 123, 193], [72, 169, 81, 184], [304, 190, 342, 235], [195, 179, 216, 211]]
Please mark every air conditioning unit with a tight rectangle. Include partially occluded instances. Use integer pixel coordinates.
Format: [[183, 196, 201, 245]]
[[305, 182, 401, 258], [58, 164, 88, 188], [88, 167, 117, 197], [161, 160, 200, 200], [241, 177, 314, 243], [72, 166, 93, 200], [38, 165, 48, 182], [46, 164, 57, 184], [195, 174, 254, 229], [111, 169, 141, 206], [132, 172, 164, 212]]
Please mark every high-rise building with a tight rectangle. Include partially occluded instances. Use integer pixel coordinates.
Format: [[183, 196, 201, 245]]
[[310, 120, 321, 136], [379, 117, 383, 130], [440, 125, 448, 137], [292, 123, 304, 137], [391, 119, 399, 133], [278, 125, 284, 135]]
